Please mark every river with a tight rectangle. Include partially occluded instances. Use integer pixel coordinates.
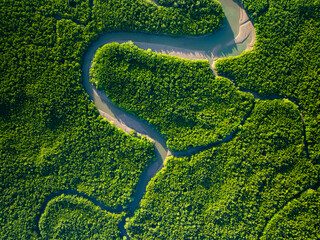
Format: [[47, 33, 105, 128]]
[[45, 0, 256, 238]]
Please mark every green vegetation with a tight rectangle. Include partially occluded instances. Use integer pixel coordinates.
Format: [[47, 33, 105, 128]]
[[241, 0, 268, 18], [261, 187, 320, 240], [93, 0, 224, 35], [1, 0, 319, 238], [157, 0, 224, 21], [50, 0, 93, 24], [90, 42, 254, 151], [39, 194, 124, 239], [126, 99, 318, 239], [1, 0, 224, 237], [216, 0, 320, 161]]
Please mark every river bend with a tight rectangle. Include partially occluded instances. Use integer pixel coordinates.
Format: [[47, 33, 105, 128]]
[[42, 0, 256, 238]]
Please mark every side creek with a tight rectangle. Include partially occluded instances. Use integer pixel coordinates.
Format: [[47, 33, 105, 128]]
[[38, 0, 310, 238]]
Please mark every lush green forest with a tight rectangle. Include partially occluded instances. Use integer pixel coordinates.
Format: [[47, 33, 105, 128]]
[[91, 42, 254, 151], [216, 0, 320, 161], [241, 0, 268, 18], [39, 194, 124, 239], [0, 0, 224, 238], [1, 0, 319, 238], [261, 187, 320, 239], [93, 0, 224, 35], [126, 100, 319, 239]]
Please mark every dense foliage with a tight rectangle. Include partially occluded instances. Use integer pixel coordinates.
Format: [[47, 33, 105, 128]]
[[93, 0, 224, 35], [1, 0, 319, 238], [0, 0, 225, 237], [126, 99, 319, 239], [49, 0, 93, 24], [261, 187, 320, 239], [157, 0, 223, 20], [39, 194, 124, 239], [241, 0, 268, 18], [216, 0, 320, 161], [91, 42, 254, 151]]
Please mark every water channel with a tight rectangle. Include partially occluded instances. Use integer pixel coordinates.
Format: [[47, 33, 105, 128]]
[[44, 0, 256, 238]]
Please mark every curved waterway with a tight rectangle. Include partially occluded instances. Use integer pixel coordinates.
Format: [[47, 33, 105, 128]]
[[81, 0, 255, 238], [41, 0, 256, 238]]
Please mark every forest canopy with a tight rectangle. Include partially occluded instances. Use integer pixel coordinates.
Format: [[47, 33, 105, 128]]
[[261, 188, 320, 240], [93, 0, 224, 35], [0, 0, 319, 238]]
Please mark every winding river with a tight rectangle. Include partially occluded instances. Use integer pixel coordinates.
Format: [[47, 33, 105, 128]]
[[81, 0, 255, 237], [41, 0, 256, 238]]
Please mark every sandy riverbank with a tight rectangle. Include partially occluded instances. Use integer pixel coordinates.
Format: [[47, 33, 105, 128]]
[[135, 41, 208, 60]]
